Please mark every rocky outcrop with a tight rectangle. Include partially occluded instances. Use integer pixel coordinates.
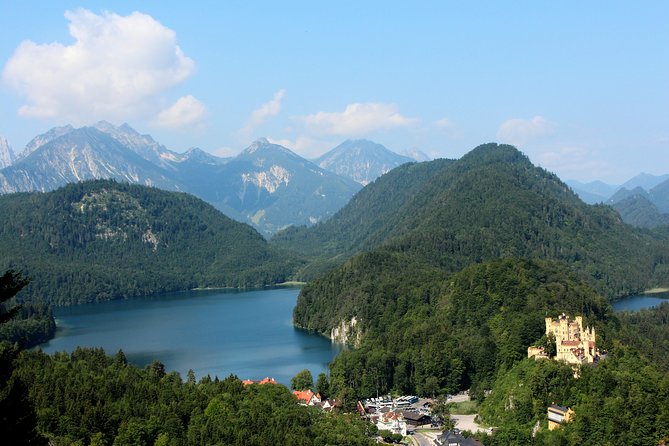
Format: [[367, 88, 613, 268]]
[[330, 316, 362, 346], [0, 136, 14, 169]]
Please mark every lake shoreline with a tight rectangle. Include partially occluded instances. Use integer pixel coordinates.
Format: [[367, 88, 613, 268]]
[[38, 288, 339, 385], [191, 281, 306, 291]]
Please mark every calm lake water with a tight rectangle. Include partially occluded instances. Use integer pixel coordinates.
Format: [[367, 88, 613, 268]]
[[612, 292, 669, 312], [38, 287, 342, 385]]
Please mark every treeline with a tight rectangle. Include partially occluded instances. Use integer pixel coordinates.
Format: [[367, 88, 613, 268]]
[[0, 303, 55, 348], [0, 180, 301, 305], [614, 302, 669, 371], [3, 346, 374, 446]]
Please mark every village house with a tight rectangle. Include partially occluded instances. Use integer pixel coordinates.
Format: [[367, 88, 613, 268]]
[[316, 398, 338, 412], [292, 389, 322, 406], [547, 404, 574, 430], [242, 376, 277, 385], [402, 410, 431, 428], [436, 431, 485, 446], [374, 409, 408, 436]]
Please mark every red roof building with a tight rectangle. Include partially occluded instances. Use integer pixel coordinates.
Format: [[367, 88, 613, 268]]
[[292, 389, 322, 406]]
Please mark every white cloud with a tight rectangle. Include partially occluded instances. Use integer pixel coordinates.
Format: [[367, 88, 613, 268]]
[[435, 117, 455, 129], [434, 117, 463, 139], [239, 89, 285, 139], [536, 146, 612, 181], [212, 146, 239, 158], [497, 116, 554, 146], [302, 102, 416, 136], [153, 95, 205, 129], [266, 136, 329, 159], [2, 9, 195, 124]]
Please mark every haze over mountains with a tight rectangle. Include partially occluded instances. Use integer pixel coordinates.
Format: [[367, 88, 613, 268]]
[[567, 173, 669, 228], [0, 123, 424, 235], [3, 121, 669, 235]]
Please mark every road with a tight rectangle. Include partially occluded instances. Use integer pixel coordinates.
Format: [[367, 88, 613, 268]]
[[408, 429, 439, 446]]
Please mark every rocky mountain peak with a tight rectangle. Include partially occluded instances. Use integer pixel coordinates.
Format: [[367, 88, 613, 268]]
[[316, 139, 414, 185], [402, 148, 431, 162], [245, 137, 271, 154], [0, 136, 14, 169], [20, 124, 75, 159]]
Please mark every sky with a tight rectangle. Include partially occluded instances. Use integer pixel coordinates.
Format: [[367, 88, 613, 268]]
[[1, 1, 667, 184]]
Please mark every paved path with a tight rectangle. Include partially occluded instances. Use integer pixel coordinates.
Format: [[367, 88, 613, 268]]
[[410, 430, 439, 446], [448, 393, 470, 403], [451, 414, 487, 433]]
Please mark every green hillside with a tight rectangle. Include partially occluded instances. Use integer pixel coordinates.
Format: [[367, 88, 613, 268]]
[[301, 258, 611, 398], [281, 143, 669, 296], [273, 159, 453, 256], [611, 193, 669, 228], [0, 180, 300, 305], [288, 143, 669, 443], [299, 258, 669, 443]]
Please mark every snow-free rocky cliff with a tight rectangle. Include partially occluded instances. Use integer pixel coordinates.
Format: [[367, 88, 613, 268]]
[[0, 137, 14, 169]]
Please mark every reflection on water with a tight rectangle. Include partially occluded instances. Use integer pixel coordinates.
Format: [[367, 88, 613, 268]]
[[38, 288, 343, 385]]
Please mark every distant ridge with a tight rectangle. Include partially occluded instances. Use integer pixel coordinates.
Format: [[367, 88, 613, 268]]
[[0, 123, 361, 235], [315, 139, 414, 185]]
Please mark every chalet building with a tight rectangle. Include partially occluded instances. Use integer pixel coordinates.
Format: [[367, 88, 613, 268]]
[[402, 410, 431, 427], [316, 399, 338, 412], [375, 410, 407, 436], [547, 404, 574, 430], [528, 313, 600, 365], [292, 389, 322, 406]]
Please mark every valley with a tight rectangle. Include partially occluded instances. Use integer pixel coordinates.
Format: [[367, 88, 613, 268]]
[[2, 140, 669, 445], [2, 4, 668, 445]]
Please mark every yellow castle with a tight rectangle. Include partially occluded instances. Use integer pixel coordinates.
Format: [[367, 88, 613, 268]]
[[528, 313, 599, 365]]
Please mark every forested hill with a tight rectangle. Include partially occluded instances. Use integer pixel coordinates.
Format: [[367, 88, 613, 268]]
[[299, 258, 612, 399], [0, 180, 300, 305], [280, 143, 669, 296], [272, 159, 454, 260]]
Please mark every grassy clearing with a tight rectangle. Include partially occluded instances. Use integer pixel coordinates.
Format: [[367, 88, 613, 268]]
[[274, 281, 307, 287], [644, 287, 669, 294], [448, 399, 479, 415]]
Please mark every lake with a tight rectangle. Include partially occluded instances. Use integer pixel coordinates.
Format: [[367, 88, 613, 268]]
[[38, 287, 342, 386], [612, 291, 669, 312]]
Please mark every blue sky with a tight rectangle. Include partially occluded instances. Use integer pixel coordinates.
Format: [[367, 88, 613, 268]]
[[1, 1, 667, 183]]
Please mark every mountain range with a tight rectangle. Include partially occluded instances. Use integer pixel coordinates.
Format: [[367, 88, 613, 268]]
[[278, 143, 669, 295], [0, 123, 420, 235], [567, 173, 669, 228], [567, 173, 669, 204]]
